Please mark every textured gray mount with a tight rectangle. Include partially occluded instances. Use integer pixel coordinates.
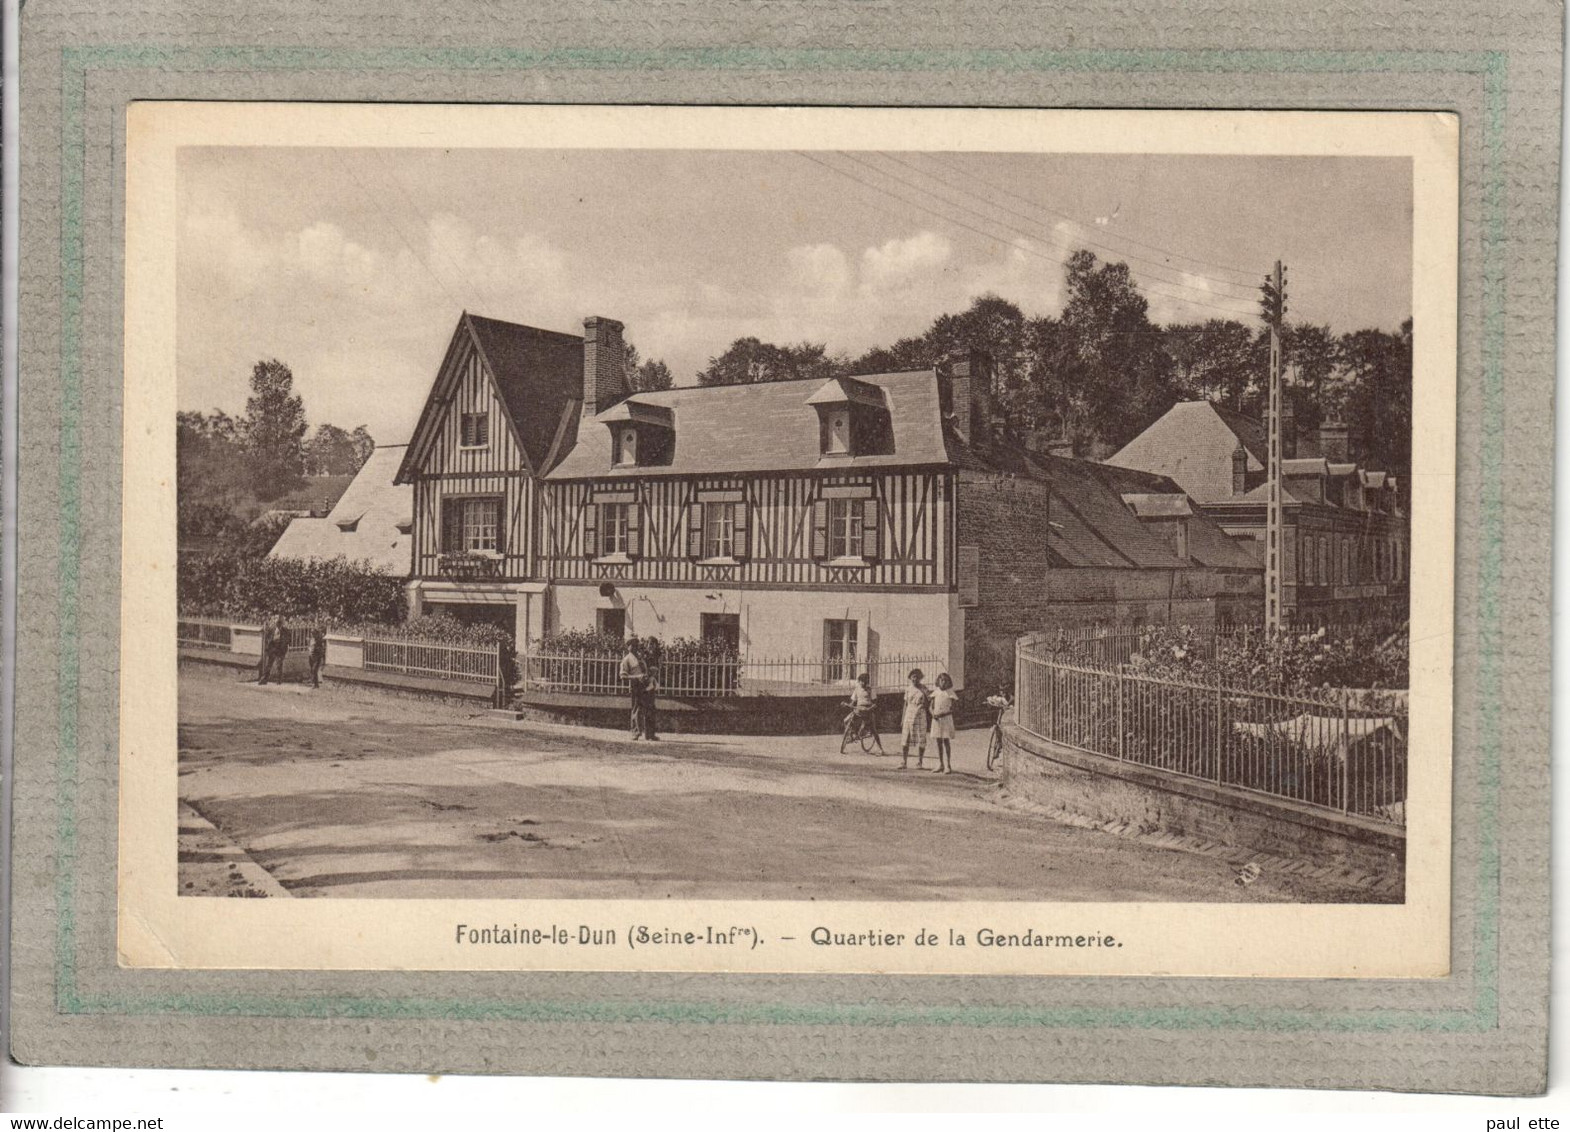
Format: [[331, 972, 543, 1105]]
[[10, 0, 1558, 1093]]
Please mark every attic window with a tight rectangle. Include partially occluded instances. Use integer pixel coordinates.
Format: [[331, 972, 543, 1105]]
[[596, 399, 674, 469], [825, 410, 851, 455], [806, 378, 892, 459], [615, 426, 638, 466], [460, 412, 489, 449]]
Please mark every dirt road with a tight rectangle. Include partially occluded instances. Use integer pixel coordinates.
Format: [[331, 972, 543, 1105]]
[[178, 665, 1374, 902]]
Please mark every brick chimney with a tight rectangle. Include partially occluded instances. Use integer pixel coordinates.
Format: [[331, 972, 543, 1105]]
[[1282, 399, 1298, 459], [582, 315, 626, 418], [939, 347, 995, 445], [1318, 419, 1350, 462]]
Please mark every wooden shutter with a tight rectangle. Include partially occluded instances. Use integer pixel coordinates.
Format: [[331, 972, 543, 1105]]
[[440, 497, 459, 554], [687, 501, 705, 558], [732, 500, 750, 559], [581, 500, 598, 558], [811, 499, 829, 559], [626, 501, 642, 559], [860, 498, 881, 560]]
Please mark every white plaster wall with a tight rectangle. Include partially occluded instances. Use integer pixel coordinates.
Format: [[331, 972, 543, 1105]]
[[550, 583, 962, 683]]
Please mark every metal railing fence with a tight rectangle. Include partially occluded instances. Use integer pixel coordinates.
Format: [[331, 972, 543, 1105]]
[[176, 616, 234, 651], [522, 650, 946, 699], [1014, 648, 1406, 826], [363, 637, 502, 685]]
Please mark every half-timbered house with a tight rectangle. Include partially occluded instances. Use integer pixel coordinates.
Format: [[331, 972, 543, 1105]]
[[393, 311, 606, 638]]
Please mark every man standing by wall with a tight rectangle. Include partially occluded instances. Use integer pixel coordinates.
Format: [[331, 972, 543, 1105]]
[[258, 612, 289, 685], [619, 637, 649, 740]]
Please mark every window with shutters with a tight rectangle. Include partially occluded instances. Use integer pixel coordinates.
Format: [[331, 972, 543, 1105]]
[[828, 498, 864, 560], [459, 412, 489, 449], [600, 502, 630, 556], [443, 497, 500, 554]]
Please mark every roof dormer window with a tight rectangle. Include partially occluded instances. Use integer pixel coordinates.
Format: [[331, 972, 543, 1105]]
[[807, 377, 892, 461], [615, 426, 638, 467], [595, 399, 674, 469], [825, 410, 851, 455]]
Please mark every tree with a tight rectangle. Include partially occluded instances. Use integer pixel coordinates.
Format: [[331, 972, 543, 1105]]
[[623, 341, 674, 392], [349, 425, 376, 469], [1281, 322, 1340, 438], [242, 360, 308, 500], [1163, 320, 1263, 411], [696, 338, 839, 386], [1053, 250, 1178, 454], [1336, 320, 1412, 490], [303, 424, 361, 476]]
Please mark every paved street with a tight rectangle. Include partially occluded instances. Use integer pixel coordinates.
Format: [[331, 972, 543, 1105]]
[[178, 665, 1369, 902]]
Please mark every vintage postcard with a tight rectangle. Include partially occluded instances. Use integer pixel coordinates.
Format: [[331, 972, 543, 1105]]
[[120, 103, 1456, 977]]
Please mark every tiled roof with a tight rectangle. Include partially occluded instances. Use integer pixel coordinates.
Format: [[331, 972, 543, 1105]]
[[269, 445, 413, 575], [546, 369, 949, 479], [464, 313, 585, 471]]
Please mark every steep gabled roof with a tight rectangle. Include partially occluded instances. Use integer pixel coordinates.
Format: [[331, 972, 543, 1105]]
[[396, 312, 584, 483], [545, 369, 949, 479], [269, 445, 413, 575]]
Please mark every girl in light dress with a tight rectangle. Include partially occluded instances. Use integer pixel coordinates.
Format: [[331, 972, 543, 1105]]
[[928, 672, 958, 774], [899, 668, 931, 770]]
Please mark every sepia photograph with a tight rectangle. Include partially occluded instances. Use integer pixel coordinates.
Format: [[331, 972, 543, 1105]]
[[120, 105, 1455, 975]]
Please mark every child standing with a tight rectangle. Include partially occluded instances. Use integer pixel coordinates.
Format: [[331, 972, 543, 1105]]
[[899, 668, 931, 770], [929, 672, 958, 774]]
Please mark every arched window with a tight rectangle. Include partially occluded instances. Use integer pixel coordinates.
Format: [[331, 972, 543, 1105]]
[[1318, 537, 1329, 587]]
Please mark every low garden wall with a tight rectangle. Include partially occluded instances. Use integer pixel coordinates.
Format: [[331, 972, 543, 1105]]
[[1000, 722, 1404, 887]]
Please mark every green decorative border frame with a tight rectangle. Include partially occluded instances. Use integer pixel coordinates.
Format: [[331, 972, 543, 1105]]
[[55, 45, 1503, 1030]]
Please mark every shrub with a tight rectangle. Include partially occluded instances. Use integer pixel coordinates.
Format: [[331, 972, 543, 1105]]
[[178, 552, 405, 625], [1120, 623, 1409, 696]]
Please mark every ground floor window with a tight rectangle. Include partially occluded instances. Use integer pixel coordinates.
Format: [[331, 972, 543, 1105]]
[[700, 612, 741, 653], [597, 608, 626, 639], [823, 618, 858, 682]]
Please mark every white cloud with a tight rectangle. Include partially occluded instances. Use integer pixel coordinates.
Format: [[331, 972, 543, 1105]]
[[859, 230, 952, 292]]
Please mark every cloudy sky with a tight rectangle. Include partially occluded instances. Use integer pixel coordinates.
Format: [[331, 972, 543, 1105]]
[[177, 148, 1412, 445]]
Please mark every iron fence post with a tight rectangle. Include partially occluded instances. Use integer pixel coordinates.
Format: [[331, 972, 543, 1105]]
[[1116, 665, 1125, 761], [1213, 679, 1223, 783], [1340, 689, 1351, 814]]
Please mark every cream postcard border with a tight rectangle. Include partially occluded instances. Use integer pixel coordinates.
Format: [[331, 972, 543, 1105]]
[[119, 104, 1457, 977]]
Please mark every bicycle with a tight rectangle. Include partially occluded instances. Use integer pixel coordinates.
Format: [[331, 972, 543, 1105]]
[[984, 693, 1013, 772], [840, 701, 883, 754]]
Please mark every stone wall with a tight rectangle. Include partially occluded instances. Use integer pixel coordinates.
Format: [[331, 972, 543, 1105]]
[[956, 470, 1055, 694], [1001, 722, 1404, 886]]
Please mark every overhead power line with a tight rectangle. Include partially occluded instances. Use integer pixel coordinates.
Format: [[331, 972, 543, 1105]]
[[796, 151, 1261, 322], [922, 152, 1269, 281], [874, 152, 1262, 298]]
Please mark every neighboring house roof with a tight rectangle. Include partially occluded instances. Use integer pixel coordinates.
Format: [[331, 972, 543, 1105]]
[[546, 369, 949, 479], [396, 312, 584, 483], [1032, 454, 1259, 572], [1121, 493, 1194, 519], [269, 445, 413, 575], [1106, 401, 1261, 504]]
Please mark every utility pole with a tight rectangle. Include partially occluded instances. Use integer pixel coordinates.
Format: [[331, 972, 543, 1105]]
[[1263, 261, 1287, 635]]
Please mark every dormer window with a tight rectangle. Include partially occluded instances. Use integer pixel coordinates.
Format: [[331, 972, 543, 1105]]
[[596, 399, 674, 469], [1121, 493, 1194, 562], [615, 426, 638, 467], [826, 410, 851, 455], [806, 377, 893, 460]]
